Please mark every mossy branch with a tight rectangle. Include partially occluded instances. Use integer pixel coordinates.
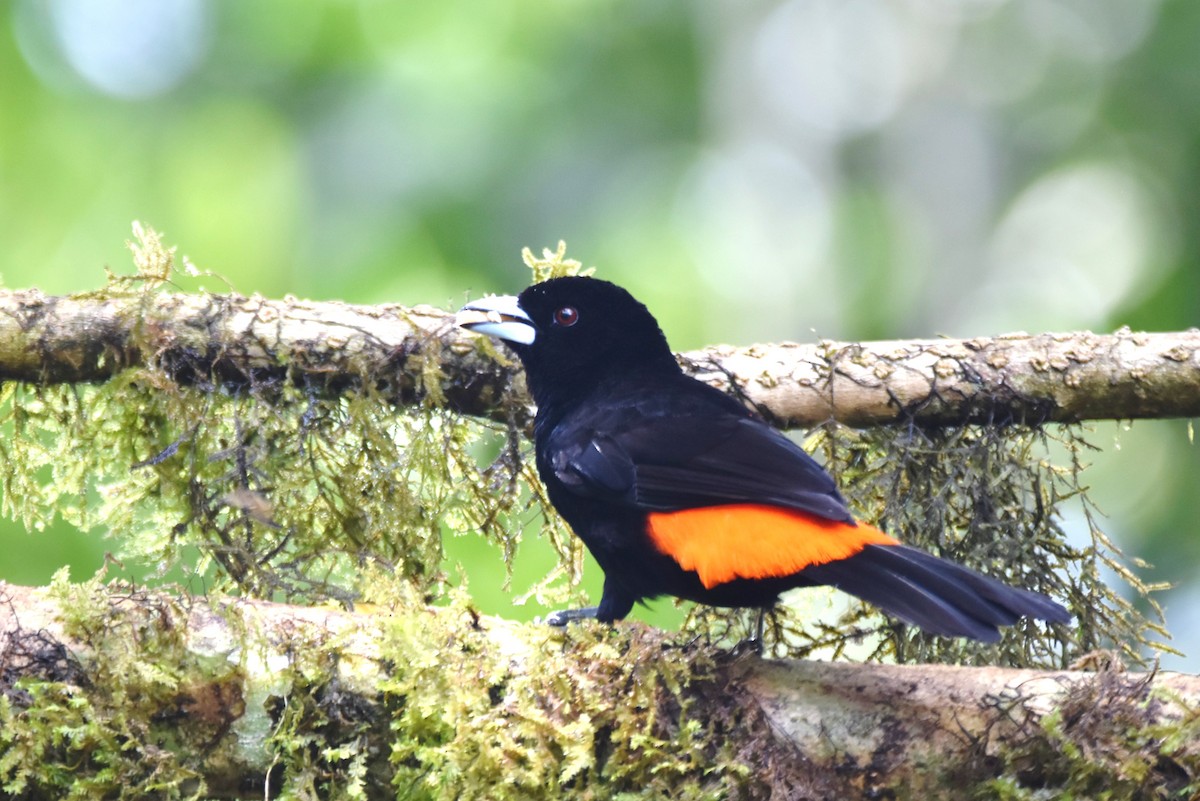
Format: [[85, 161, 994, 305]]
[[2, 582, 1197, 800], [0, 287, 525, 426], [2, 286, 1198, 427]]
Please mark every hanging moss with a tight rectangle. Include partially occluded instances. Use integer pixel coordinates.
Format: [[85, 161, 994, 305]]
[[0, 231, 583, 610], [683, 422, 1170, 668]]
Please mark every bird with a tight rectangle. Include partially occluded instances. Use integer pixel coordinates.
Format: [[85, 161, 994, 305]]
[[456, 276, 1070, 641]]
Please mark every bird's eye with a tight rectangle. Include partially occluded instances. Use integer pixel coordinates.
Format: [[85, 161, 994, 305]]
[[554, 306, 579, 327]]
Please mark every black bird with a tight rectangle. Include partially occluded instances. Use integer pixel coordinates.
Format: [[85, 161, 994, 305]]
[[457, 276, 1070, 640]]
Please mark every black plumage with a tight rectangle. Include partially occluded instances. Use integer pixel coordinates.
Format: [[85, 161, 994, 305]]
[[458, 276, 1070, 639]]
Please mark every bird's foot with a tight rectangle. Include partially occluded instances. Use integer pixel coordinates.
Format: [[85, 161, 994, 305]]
[[544, 606, 600, 627]]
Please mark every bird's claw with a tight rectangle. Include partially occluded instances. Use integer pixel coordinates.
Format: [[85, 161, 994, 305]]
[[544, 606, 600, 626]]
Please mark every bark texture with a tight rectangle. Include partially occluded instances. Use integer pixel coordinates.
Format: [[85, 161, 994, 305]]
[[2, 583, 1197, 800], [2, 288, 1198, 427], [685, 328, 1200, 427], [0, 288, 521, 424]]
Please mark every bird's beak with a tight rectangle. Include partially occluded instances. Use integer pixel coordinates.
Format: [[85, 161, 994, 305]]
[[456, 295, 536, 345]]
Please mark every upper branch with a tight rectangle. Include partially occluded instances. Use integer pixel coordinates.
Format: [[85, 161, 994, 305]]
[[0, 287, 521, 423], [1, 288, 1197, 427], [684, 329, 1200, 427]]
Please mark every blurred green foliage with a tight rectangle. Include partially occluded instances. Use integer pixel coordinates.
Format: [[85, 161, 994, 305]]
[[0, 0, 1197, 668]]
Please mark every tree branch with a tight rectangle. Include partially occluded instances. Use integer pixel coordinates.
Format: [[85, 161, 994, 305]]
[[685, 328, 1200, 427], [0, 287, 522, 423], [2, 288, 1198, 428], [2, 583, 1196, 799]]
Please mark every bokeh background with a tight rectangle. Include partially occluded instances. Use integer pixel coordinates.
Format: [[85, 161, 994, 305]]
[[1, 0, 1197, 669]]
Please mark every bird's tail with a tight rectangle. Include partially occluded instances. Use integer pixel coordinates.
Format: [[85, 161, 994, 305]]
[[801, 542, 1071, 642]]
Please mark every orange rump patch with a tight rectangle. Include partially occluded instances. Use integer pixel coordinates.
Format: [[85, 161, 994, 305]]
[[646, 504, 899, 589]]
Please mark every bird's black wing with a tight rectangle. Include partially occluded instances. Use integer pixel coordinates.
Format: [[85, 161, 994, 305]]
[[546, 404, 855, 524]]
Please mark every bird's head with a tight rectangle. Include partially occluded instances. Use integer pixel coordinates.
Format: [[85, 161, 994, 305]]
[[456, 276, 679, 405]]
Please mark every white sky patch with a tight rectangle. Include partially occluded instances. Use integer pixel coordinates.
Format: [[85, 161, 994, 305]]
[[43, 0, 211, 99], [752, 0, 911, 138]]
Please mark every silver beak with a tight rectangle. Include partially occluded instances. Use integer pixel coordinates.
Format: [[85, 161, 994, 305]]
[[455, 294, 536, 345]]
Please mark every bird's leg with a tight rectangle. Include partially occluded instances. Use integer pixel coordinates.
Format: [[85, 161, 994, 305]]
[[545, 606, 600, 626], [729, 609, 768, 652], [546, 577, 636, 626], [752, 607, 767, 656]]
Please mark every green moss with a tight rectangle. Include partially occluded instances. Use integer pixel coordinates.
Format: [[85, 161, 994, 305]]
[[961, 669, 1200, 800], [7, 581, 1192, 801], [0, 337, 554, 609], [521, 241, 595, 283], [371, 585, 772, 800], [1, 569, 764, 800], [0, 571, 239, 799], [0, 228, 595, 611]]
